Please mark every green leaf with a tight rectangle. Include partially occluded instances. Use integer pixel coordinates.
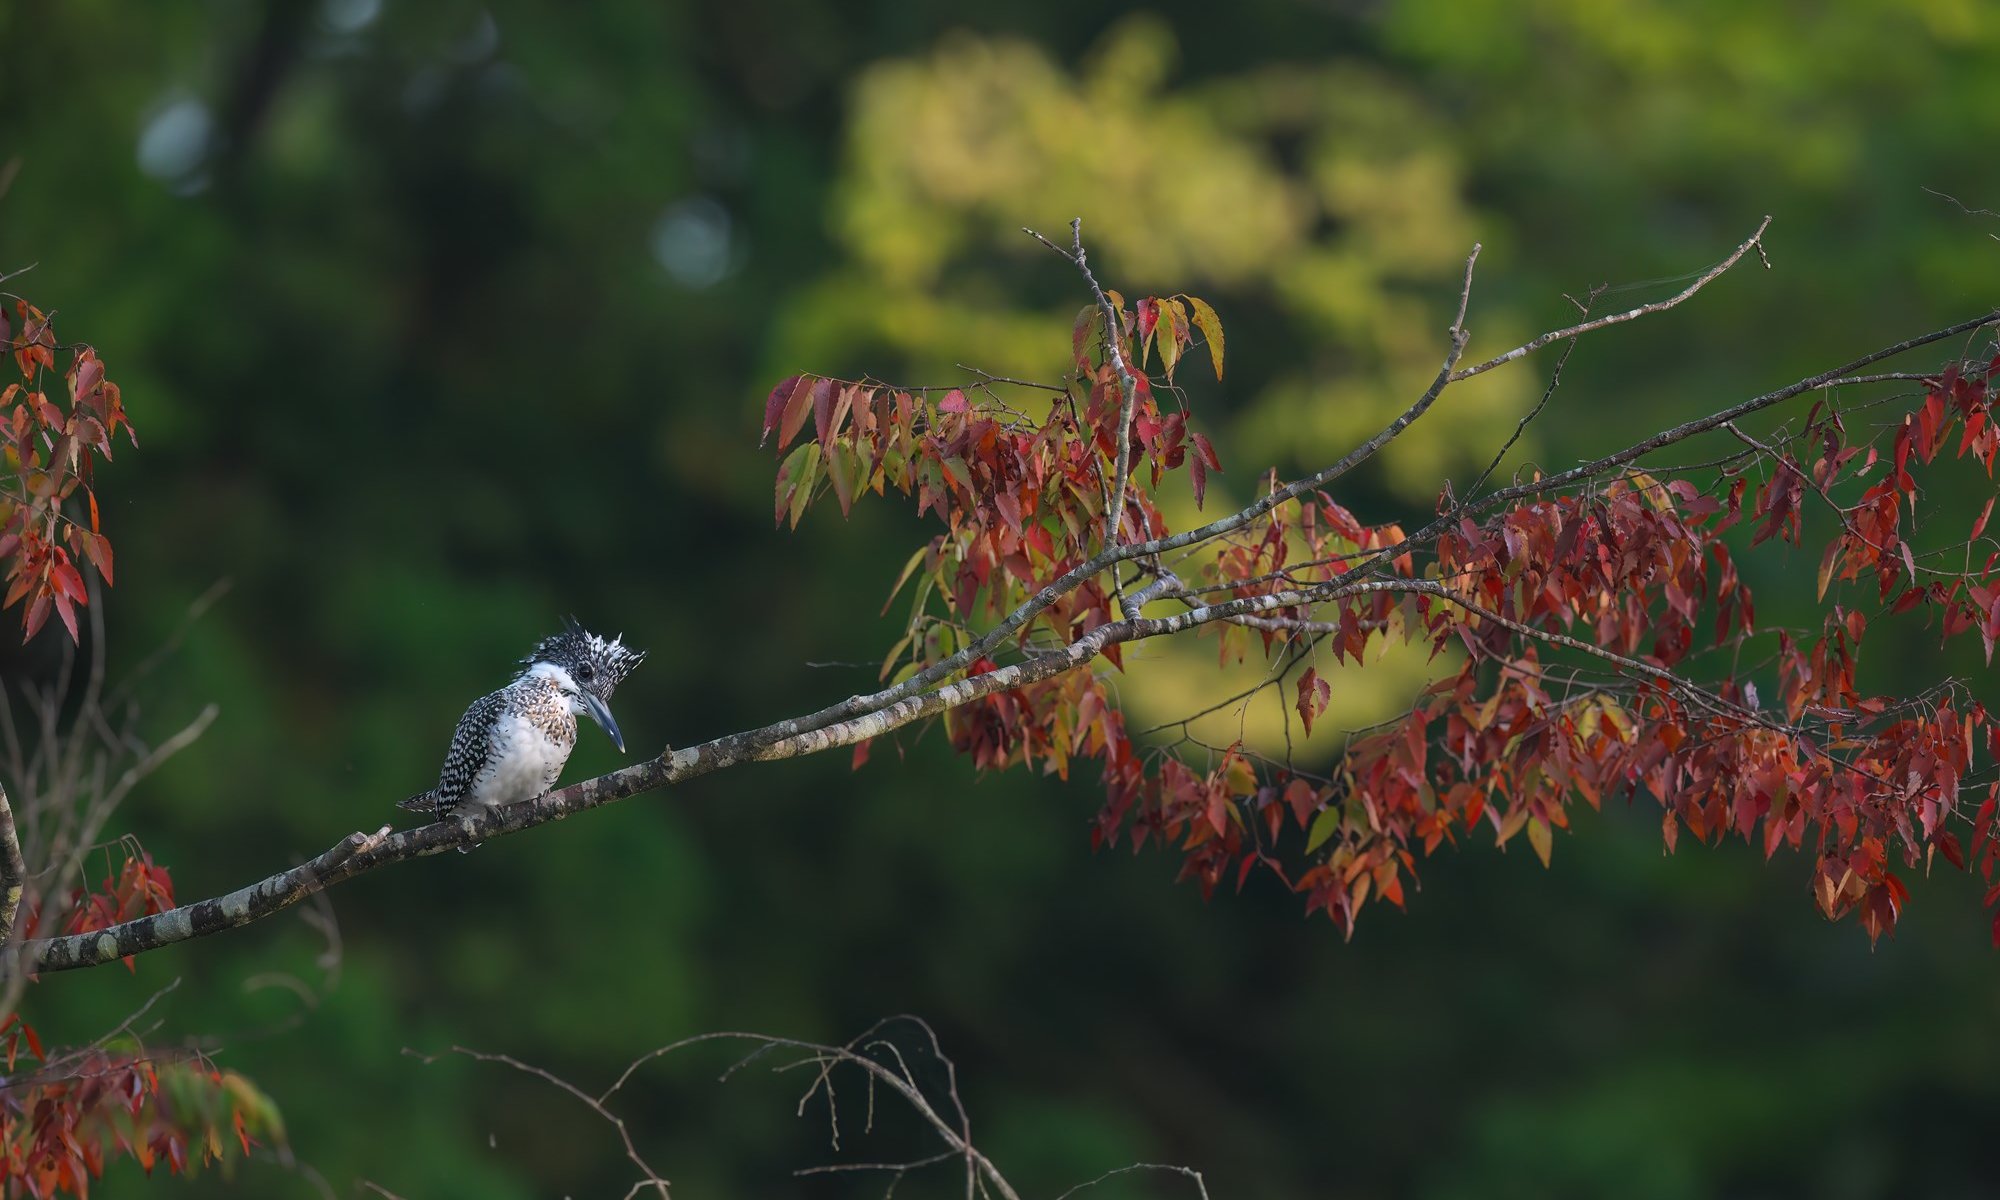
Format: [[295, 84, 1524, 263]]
[[1305, 807, 1342, 853], [1071, 304, 1101, 371], [827, 441, 863, 516], [787, 443, 822, 528], [774, 442, 814, 526], [877, 629, 914, 681], [882, 544, 931, 614]]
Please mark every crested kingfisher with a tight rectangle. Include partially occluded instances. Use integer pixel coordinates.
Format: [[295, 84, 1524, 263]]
[[398, 619, 646, 824]]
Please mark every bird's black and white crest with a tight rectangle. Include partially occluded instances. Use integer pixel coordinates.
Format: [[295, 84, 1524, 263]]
[[522, 616, 646, 697]]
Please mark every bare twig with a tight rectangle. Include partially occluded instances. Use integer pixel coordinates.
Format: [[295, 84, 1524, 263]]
[[1448, 216, 1772, 382], [424, 1046, 670, 1197], [1056, 1162, 1213, 1200]]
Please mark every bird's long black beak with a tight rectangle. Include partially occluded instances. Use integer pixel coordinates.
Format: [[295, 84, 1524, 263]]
[[580, 691, 626, 753]]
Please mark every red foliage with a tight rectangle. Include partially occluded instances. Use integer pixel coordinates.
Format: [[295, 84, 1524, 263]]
[[0, 296, 135, 644], [3, 848, 273, 1196], [765, 277, 2000, 946], [0, 1015, 278, 1198], [17, 848, 179, 973]]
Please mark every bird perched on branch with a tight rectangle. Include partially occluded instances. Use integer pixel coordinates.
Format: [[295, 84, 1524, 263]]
[[398, 618, 645, 824]]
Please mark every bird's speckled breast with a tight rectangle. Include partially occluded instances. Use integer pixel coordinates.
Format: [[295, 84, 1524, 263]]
[[467, 680, 578, 808]]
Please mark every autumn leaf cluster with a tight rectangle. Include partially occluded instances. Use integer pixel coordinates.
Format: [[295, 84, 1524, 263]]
[[764, 269, 2000, 947], [0, 296, 133, 643]]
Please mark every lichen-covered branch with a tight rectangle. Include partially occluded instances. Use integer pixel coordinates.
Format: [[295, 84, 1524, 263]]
[[16, 580, 1379, 974], [0, 783, 24, 944]]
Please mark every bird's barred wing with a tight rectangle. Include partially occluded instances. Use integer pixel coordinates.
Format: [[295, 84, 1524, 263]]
[[410, 688, 508, 822]]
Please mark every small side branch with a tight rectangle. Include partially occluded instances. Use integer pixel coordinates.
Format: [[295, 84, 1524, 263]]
[[1449, 216, 1772, 382], [1467, 306, 2000, 517], [429, 1046, 669, 1198], [1024, 220, 1141, 567]]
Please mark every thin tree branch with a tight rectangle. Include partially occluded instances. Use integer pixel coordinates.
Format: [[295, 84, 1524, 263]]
[[426, 1046, 669, 1198], [1448, 216, 1772, 382], [1461, 307, 2000, 517], [1024, 219, 1142, 603], [1055, 1162, 1212, 1200]]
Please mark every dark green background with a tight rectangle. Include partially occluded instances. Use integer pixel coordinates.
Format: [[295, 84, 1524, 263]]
[[5, 1, 1998, 1196]]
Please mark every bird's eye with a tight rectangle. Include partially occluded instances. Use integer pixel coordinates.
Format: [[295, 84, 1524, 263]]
[[578, 664, 596, 682]]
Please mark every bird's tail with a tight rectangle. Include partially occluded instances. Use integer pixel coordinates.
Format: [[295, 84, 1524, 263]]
[[396, 789, 438, 815]]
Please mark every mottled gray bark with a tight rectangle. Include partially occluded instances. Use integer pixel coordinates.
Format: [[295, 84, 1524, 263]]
[[0, 784, 24, 944], [17, 581, 1384, 973]]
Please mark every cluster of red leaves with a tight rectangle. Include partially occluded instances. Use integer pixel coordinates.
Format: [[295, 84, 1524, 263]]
[[19, 849, 178, 973], [765, 282, 2000, 944], [1810, 363, 2000, 655], [0, 1016, 280, 1199], [764, 290, 1223, 671], [1286, 368, 2000, 943], [0, 298, 134, 644]]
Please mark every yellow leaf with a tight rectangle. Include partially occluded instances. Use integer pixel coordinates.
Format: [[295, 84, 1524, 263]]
[[1527, 817, 1553, 868], [1182, 294, 1225, 379]]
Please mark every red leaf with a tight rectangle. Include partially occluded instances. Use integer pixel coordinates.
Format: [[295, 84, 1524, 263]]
[[761, 375, 803, 444], [816, 383, 855, 451], [1191, 431, 1221, 472], [781, 379, 830, 450], [22, 590, 50, 641], [814, 380, 837, 447], [51, 559, 86, 603], [52, 590, 78, 642], [1295, 667, 1330, 735], [937, 388, 969, 414], [81, 532, 114, 586]]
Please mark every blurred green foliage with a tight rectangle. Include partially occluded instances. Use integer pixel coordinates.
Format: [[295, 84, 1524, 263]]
[[2, 0, 1998, 1196]]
